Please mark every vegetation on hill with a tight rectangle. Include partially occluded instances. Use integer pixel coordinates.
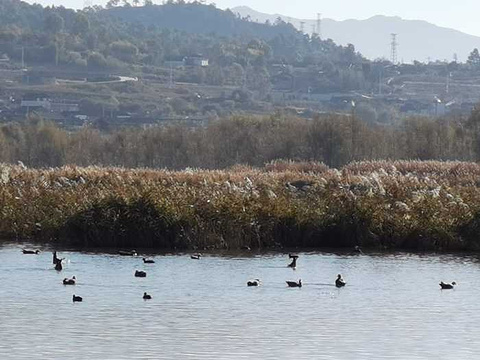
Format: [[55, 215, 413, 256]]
[[104, 1, 299, 39], [3, 0, 480, 122], [0, 0, 366, 92]]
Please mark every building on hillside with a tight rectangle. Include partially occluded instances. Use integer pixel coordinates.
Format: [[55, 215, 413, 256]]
[[164, 57, 186, 68], [21, 99, 51, 111], [185, 55, 209, 67], [21, 99, 79, 113], [50, 101, 80, 113]]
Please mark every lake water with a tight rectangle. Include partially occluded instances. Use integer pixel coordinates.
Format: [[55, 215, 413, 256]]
[[1, 243, 480, 359]]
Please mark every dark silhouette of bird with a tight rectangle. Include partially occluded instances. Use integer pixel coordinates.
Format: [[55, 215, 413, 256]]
[[440, 281, 456, 289], [335, 274, 346, 288], [135, 270, 147, 278], [286, 279, 302, 288], [53, 252, 65, 265], [247, 279, 261, 287], [63, 276, 76, 285], [143, 292, 152, 300], [143, 258, 155, 264], [72, 295, 83, 302], [288, 255, 298, 268], [22, 249, 39, 254], [55, 260, 63, 271], [52, 251, 64, 264], [191, 254, 202, 260]]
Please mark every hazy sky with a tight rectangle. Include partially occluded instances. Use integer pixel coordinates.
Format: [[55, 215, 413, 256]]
[[214, 0, 480, 36], [30, 0, 480, 36]]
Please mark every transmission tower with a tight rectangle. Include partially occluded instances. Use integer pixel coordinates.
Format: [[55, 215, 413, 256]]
[[390, 33, 398, 65], [316, 13, 322, 39]]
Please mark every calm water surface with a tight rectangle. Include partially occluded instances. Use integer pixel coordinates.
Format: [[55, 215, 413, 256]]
[[1, 243, 480, 359]]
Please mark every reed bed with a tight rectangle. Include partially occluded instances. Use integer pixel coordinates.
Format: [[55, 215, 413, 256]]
[[2, 160, 480, 251]]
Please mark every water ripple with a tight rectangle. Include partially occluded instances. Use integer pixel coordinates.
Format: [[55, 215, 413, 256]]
[[1, 246, 480, 359]]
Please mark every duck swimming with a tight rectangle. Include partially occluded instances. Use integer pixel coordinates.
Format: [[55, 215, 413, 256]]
[[191, 254, 202, 260], [135, 270, 147, 278], [143, 292, 152, 300], [72, 295, 82, 302], [286, 279, 302, 288], [22, 249, 39, 254], [63, 276, 76, 285], [143, 258, 155, 264], [247, 279, 261, 287], [440, 281, 456, 289], [335, 274, 346, 288]]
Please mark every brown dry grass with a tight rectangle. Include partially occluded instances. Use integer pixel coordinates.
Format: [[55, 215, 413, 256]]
[[2, 160, 480, 251]]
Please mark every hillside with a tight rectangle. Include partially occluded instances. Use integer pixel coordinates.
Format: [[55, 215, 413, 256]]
[[0, 0, 364, 69], [0, 0, 372, 124], [104, 2, 298, 40], [233, 6, 480, 62]]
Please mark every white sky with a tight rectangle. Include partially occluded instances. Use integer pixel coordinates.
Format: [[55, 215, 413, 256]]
[[28, 0, 480, 37]]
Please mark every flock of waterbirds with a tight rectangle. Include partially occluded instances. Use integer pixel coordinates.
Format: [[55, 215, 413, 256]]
[[23, 248, 156, 303], [21, 247, 458, 301]]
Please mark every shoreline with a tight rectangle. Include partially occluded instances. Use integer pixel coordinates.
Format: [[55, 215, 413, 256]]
[[5, 240, 480, 257]]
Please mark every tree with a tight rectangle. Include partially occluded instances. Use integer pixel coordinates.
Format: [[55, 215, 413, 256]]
[[467, 48, 480, 67], [44, 13, 64, 34], [229, 63, 244, 86], [73, 12, 90, 35], [106, 0, 120, 8], [110, 40, 138, 62], [87, 52, 107, 68]]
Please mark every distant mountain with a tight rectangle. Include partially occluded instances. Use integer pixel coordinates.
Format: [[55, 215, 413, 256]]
[[233, 6, 480, 62]]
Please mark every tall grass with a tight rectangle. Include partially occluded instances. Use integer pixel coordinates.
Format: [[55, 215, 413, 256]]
[[2, 160, 480, 251]]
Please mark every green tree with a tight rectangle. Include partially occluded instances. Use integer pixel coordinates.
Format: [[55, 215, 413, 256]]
[[110, 40, 138, 62], [73, 12, 90, 35], [467, 48, 480, 67], [87, 52, 107, 68], [44, 13, 64, 34]]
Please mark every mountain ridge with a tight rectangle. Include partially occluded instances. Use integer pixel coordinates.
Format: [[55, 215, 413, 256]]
[[232, 6, 480, 62]]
